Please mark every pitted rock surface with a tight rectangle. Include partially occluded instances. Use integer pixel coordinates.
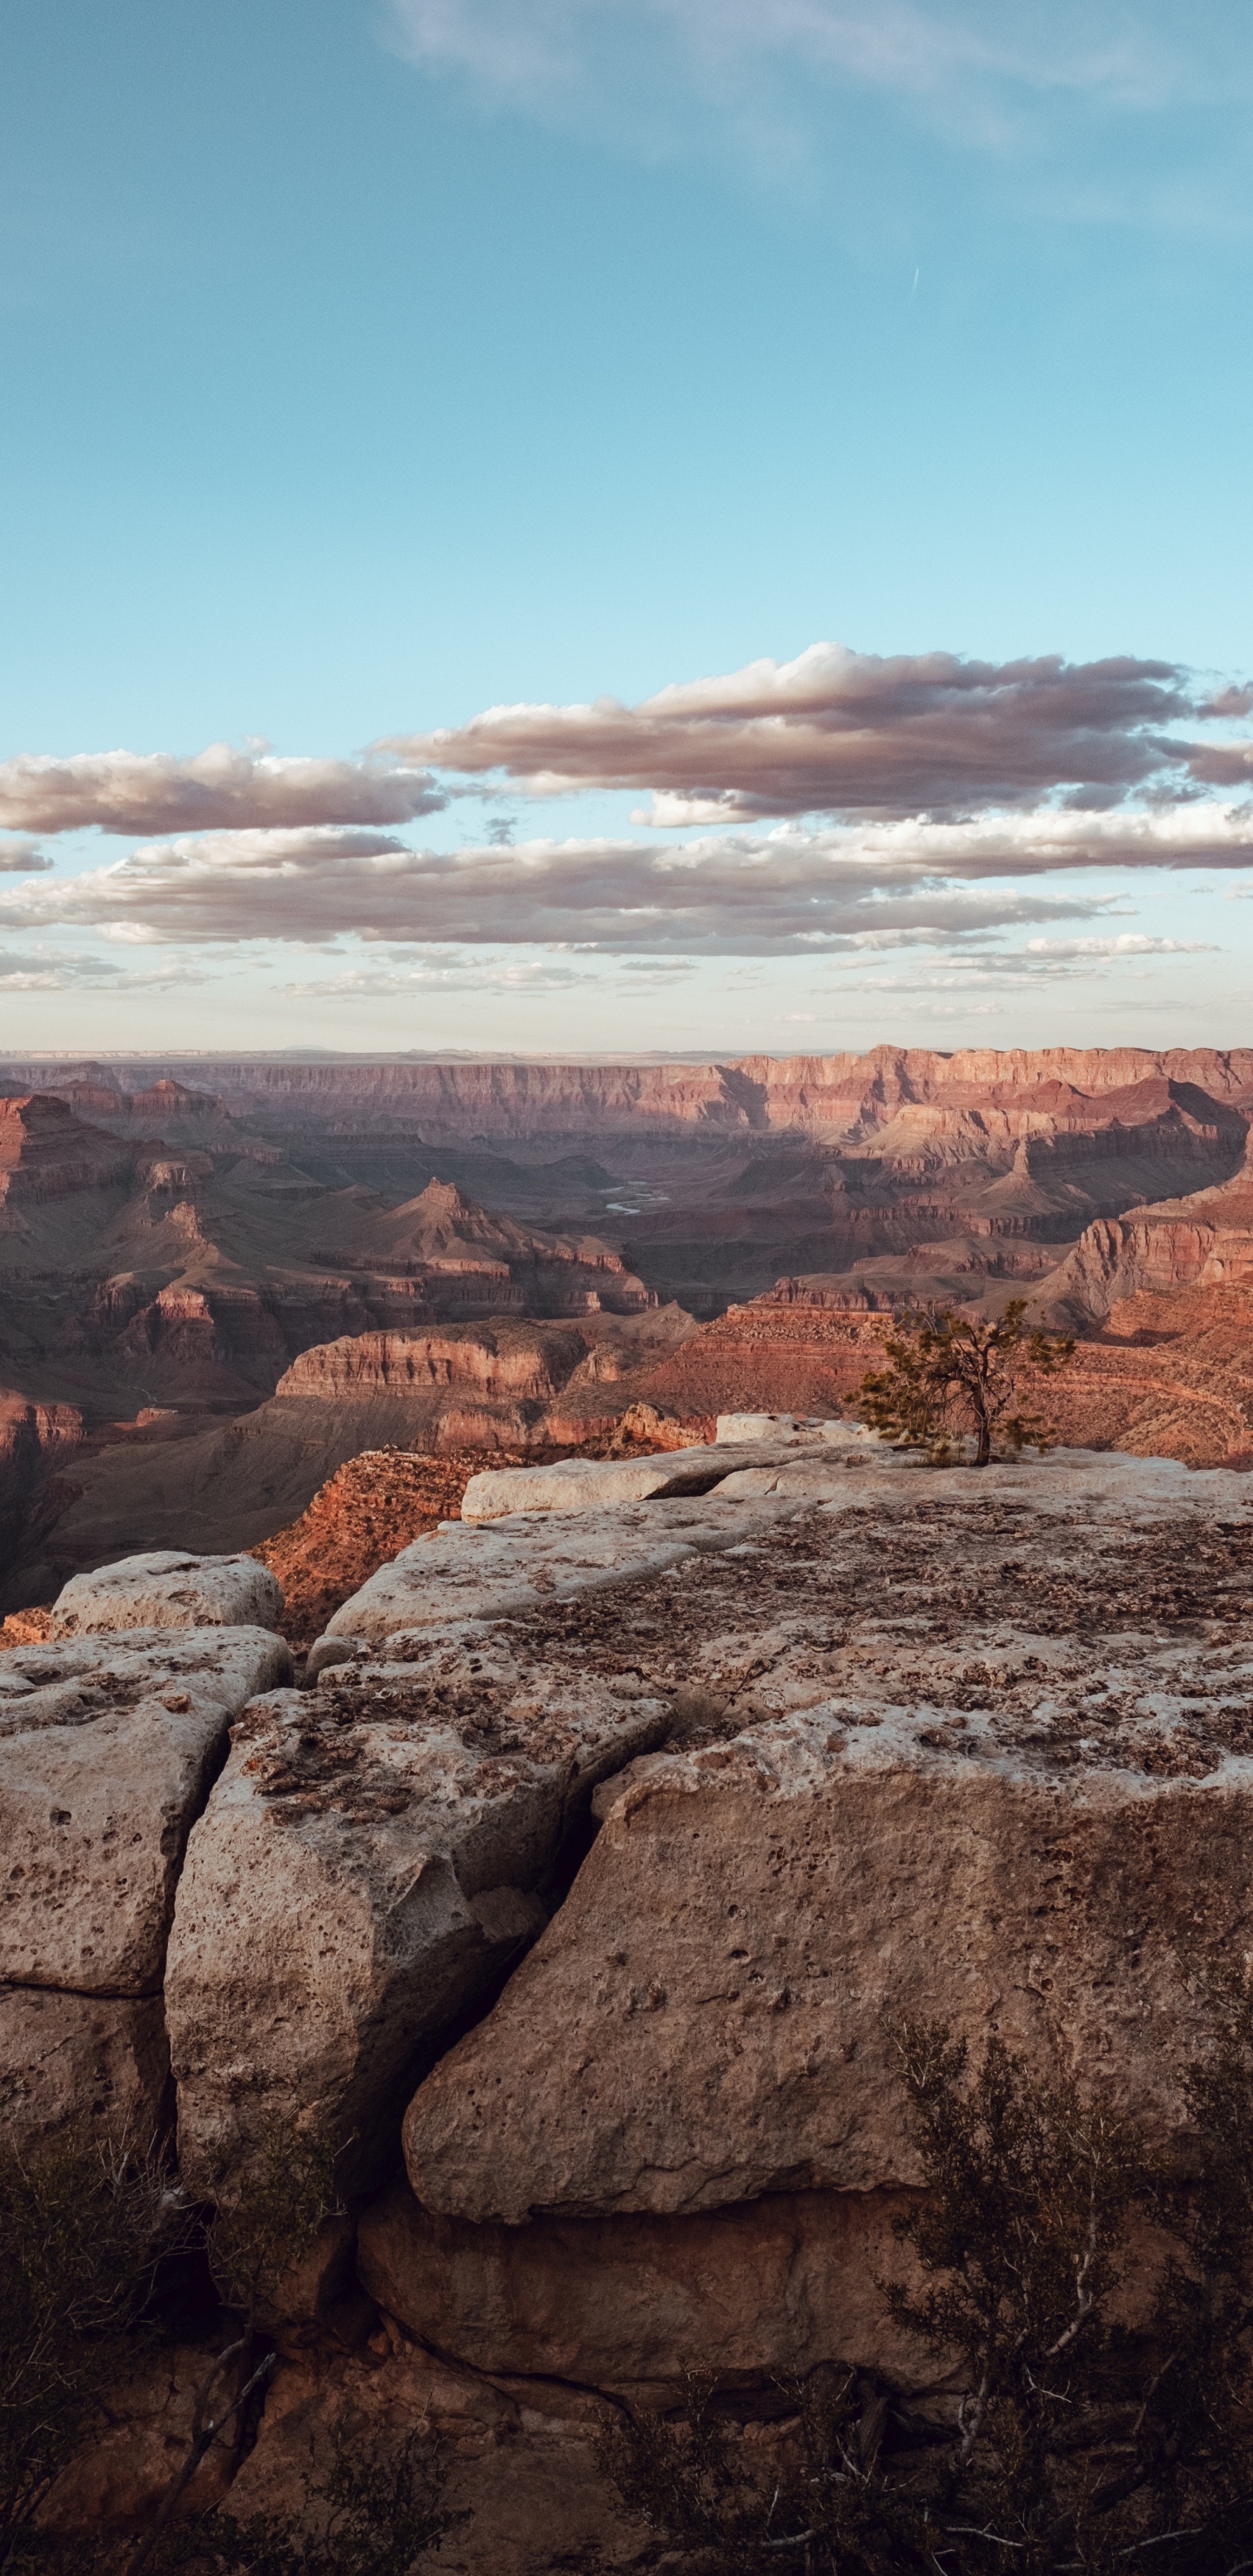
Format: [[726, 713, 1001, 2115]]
[[458, 1424, 871, 1521], [0, 1627, 291, 1999], [314, 1493, 805, 1661], [401, 1459, 1253, 2225], [164, 1631, 672, 2190], [0, 1987, 170, 2150], [50, 1550, 284, 1638]]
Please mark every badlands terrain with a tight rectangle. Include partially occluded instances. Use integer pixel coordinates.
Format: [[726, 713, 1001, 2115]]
[[8, 1421, 1253, 2567], [3, 1043, 1253, 1606]]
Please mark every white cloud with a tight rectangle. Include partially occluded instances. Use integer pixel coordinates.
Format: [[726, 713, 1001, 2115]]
[[386, 1, 1222, 128], [385, 0, 1249, 219], [823, 931, 1217, 989], [0, 805, 1246, 958], [0, 836, 50, 874], [0, 748, 444, 838], [0, 819, 1139, 954], [384, 641, 1248, 823], [0, 945, 211, 992]]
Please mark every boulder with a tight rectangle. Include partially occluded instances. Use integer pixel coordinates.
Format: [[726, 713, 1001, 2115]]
[[164, 1633, 672, 2192], [0, 1987, 170, 2150], [401, 1459, 1253, 2234], [0, 1627, 291, 1997], [50, 1549, 284, 1638]]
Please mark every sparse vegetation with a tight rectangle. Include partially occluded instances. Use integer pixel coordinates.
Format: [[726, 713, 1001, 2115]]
[[0, 2125, 187, 2567], [134, 2431, 454, 2575], [127, 2119, 341, 2574], [856, 1301, 1076, 1466], [0, 2116, 449, 2576], [601, 1984, 1253, 2573]]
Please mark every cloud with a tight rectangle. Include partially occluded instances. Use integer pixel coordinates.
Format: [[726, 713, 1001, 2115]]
[[0, 837, 51, 874], [0, 819, 1142, 955], [385, 0, 1247, 213], [280, 949, 702, 1000], [384, 642, 1250, 823], [0, 748, 444, 838], [0, 946, 211, 992], [386, 1, 1224, 132], [824, 932, 1217, 990], [1, 804, 1247, 956]]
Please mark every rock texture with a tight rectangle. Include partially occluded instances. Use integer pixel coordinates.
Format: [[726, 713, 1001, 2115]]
[[375, 1450, 1253, 2424], [23, 1424, 1253, 2569], [164, 1635, 671, 2190], [313, 1486, 813, 1663], [0, 1987, 170, 2151], [0, 1617, 290, 2150], [50, 1548, 283, 1637]]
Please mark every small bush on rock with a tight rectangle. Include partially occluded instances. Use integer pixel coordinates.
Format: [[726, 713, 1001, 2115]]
[[127, 2118, 341, 2575], [856, 1303, 1075, 1467]]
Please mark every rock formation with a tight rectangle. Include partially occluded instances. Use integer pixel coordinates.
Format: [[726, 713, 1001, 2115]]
[[12, 1426, 1253, 2567], [0, 1618, 290, 2149]]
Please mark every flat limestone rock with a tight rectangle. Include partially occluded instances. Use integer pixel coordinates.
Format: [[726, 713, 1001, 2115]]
[[459, 1442, 827, 1522], [50, 1550, 284, 1638], [164, 1635, 673, 2192], [401, 1469, 1253, 2226], [0, 1627, 291, 1995], [0, 1985, 169, 2152], [312, 1494, 803, 1664]]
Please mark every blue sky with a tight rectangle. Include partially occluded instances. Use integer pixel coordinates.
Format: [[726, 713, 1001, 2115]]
[[1, 0, 1252, 1057]]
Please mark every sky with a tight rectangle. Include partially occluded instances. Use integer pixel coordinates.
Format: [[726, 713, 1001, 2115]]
[[2, 0, 1253, 1061]]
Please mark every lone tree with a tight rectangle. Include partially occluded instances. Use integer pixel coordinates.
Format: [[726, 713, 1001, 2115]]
[[856, 1299, 1075, 1467]]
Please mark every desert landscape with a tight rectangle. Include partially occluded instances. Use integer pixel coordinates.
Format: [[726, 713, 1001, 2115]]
[[6, 1046, 1253, 2566], [3, 1044, 1253, 1616], [9, 2, 1253, 2559]]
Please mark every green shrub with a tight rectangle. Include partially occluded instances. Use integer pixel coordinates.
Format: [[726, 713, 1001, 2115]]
[[856, 1303, 1075, 1467]]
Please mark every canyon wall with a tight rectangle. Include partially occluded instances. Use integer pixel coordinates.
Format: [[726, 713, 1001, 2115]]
[[10, 1045, 1253, 1141]]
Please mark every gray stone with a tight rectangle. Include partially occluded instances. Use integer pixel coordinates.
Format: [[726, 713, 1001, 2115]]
[[50, 1550, 284, 1639], [164, 1633, 672, 2192], [0, 1627, 291, 1995], [312, 1495, 803, 1665]]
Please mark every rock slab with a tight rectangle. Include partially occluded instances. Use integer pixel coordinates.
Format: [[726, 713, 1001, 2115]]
[[50, 1550, 285, 1637]]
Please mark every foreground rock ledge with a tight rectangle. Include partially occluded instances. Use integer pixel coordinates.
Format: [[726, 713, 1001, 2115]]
[[384, 1450, 1253, 2406], [164, 1634, 671, 2191]]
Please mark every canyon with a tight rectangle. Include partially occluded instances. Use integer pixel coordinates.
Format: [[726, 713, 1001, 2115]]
[[3, 1043, 1253, 1607], [5, 1043, 1253, 2566]]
